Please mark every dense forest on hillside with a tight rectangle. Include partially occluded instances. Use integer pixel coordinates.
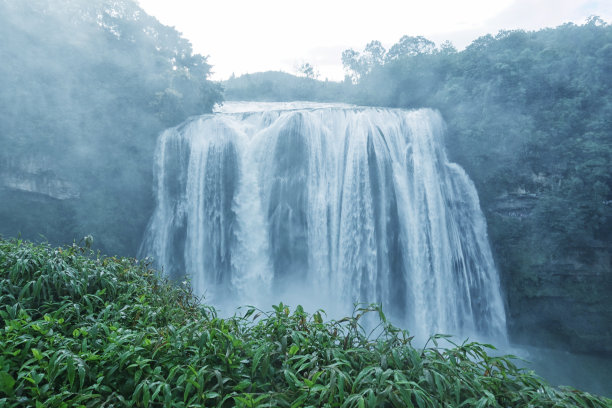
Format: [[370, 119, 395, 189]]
[[225, 19, 612, 355], [0, 0, 222, 255], [224, 71, 351, 102]]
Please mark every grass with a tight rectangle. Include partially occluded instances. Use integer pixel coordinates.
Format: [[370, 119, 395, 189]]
[[0, 238, 610, 407]]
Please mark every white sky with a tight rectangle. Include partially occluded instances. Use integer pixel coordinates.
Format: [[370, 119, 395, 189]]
[[137, 0, 612, 81]]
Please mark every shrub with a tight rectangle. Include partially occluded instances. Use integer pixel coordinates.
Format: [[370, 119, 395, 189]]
[[0, 238, 609, 407]]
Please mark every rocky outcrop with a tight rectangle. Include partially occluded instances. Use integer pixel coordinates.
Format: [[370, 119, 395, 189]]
[[491, 192, 538, 218], [0, 157, 79, 200], [483, 190, 612, 355], [505, 247, 612, 354]]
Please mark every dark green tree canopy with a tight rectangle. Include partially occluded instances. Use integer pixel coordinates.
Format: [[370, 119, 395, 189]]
[[386, 35, 436, 60], [0, 0, 223, 254]]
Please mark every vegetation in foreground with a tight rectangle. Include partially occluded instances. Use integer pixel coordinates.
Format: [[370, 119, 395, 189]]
[[0, 238, 609, 407]]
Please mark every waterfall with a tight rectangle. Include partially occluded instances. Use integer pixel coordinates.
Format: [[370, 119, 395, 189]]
[[140, 102, 507, 340]]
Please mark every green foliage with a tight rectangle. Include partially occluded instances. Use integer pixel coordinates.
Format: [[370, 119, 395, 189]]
[[223, 71, 353, 102], [0, 238, 610, 407], [296, 62, 319, 79], [345, 21, 612, 250], [0, 0, 223, 255]]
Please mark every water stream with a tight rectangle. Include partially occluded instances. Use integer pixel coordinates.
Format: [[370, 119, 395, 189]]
[[140, 102, 507, 342]]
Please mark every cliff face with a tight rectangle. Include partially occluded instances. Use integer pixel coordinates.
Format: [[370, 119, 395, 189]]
[[485, 193, 612, 355], [0, 151, 154, 256], [0, 157, 79, 200], [0, 0, 222, 256]]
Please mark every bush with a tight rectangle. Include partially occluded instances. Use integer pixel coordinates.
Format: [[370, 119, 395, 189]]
[[0, 238, 609, 407]]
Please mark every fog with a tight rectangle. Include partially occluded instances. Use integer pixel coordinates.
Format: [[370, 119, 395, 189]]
[[0, 0, 221, 256], [1, 0, 610, 399], [139, 0, 612, 80]]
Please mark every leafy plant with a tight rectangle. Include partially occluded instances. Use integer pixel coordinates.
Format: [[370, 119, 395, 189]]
[[0, 238, 609, 407]]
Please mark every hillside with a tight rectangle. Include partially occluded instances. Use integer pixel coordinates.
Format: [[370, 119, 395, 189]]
[[0, 0, 222, 255]]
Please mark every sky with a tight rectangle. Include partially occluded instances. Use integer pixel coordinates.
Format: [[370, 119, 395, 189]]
[[137, 0, 612, 81]]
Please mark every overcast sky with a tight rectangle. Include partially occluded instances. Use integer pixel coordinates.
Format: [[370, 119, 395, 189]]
[[137, 0, 612, 81]]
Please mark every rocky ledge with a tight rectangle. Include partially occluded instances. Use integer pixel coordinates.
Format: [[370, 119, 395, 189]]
[[0, 156, 79, 200]]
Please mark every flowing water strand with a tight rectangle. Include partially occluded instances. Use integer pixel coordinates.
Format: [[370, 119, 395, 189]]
[[140, 103, 507, 341]]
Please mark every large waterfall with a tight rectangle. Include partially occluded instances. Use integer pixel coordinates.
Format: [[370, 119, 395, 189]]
[[140, 102, 507, 340]]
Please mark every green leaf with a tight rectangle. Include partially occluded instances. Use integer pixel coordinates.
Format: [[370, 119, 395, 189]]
[[32, 348, 43, 360], [143, 384, 150, 406], [284, 369, 301, 389], [0, 372, 15, 395], [67, 359, 75, 387], [290, 393, 308, 408], [78, 363, 86, 389]]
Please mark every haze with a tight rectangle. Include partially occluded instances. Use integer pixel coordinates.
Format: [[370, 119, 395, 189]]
[[138, 0, 612, 80]]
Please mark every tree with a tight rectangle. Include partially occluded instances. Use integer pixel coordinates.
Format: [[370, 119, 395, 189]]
[[296, 62, 318, 79], [386, 35, 436, 61], [341, 41, 387, 83], [363, 40, 386, 66], [0, 0, 223, 255], [438, 40, 457, 55], [341, 49, 363, 83]]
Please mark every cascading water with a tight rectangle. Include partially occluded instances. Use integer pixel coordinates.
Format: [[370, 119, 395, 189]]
[[140, 102, 507, 341]]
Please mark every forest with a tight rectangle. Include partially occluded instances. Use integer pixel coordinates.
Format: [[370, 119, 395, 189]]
[[0, 0, 611, 404], [0, 0, 222, 256]]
